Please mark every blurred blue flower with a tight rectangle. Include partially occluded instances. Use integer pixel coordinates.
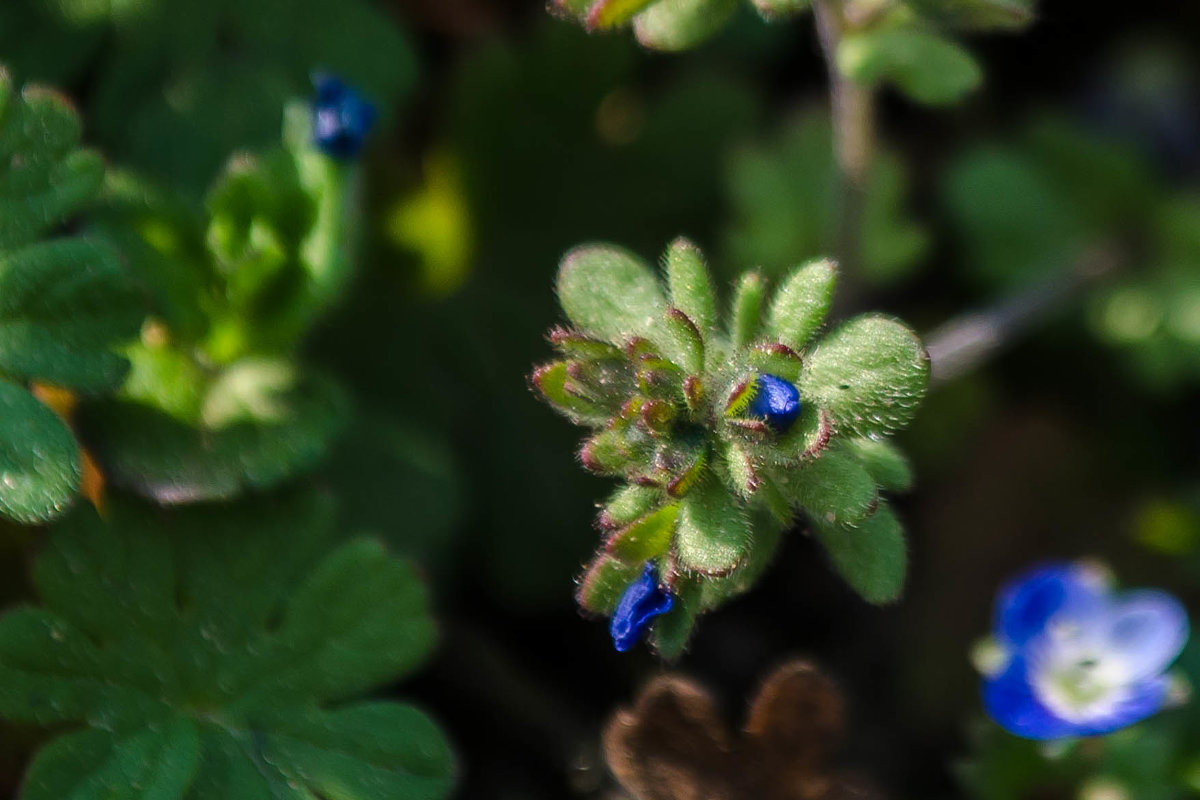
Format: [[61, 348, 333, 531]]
[[312, 74, 377, 159], [610, 563, 674, 653], [747, 373, 802, 432], [979, 562, 1188, 740]]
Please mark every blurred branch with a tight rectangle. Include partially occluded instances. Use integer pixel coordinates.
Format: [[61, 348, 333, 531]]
[[814, 0, 875, 276], [925, 248, 1122, 384]]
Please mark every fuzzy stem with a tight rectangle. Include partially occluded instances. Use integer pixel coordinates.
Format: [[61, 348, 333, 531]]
[[814, 0, 875, 276]]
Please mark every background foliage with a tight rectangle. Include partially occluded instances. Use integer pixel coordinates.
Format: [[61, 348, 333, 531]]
[[0, 0, 1199, 797]]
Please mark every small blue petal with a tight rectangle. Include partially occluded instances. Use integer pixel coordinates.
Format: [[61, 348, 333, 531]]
[[610, 563, 674, 653], [1104, 591, 1189, 683], [994, 563, 1106, 647], [984, 657, 1078, 740], [746, 374, 802, 432], [312, 74, 377, 160]]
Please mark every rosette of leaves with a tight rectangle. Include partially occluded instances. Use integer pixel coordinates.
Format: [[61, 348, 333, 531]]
[[0, 68, 144, 524], [531, 238, 928, 656], [77, 103, 360, 503], [552, 0, 1033, 105], [0, 490, 455, 799]]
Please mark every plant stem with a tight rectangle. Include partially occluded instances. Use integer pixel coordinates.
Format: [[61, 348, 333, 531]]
[[925, 248, 1121, 384], [814, 0, 875, 276]]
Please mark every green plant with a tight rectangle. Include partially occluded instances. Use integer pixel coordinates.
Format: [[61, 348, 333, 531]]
[[533, 238, 927, 654], [0, 69, 143, 524]]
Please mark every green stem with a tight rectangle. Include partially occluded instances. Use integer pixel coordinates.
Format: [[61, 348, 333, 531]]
[[814, 0, 876, 276]]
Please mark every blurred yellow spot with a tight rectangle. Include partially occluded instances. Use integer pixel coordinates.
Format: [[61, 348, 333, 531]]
[[30, 383, 106, 512], [1134, 498, 1200, 555], [141, 318, 171, 348], [1182, 757, 1200, 793], [1078, 778, 1129, 800], [30, 383, 76, 417], [1096, 286, 1161, 342], [386, 150, 473, 297], [1168, 287, 1200, 342], [595, 88, 644, 146]]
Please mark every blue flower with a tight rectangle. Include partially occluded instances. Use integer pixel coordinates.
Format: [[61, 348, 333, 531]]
[[979, 562, 1188, 740], [747, 373, 802, 432], [610, 563, 674, 652], [312, 74, 377, 159]]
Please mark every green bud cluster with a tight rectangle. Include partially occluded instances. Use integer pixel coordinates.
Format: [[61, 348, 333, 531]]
[[531, 238, 930, 656]]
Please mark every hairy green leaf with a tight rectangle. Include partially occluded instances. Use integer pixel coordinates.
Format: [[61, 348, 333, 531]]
[[0, 491, 454, 800], [674, 474, 750, 574], [664, 237, 717, 333], [577, 555, 644, 615], [730, 271, 766, 350], [650, 578, 701, 660], [799, 314, 929, 436], [812, 501, 907, 604], [589, 0, 661, 28], [842, 435, 913, 492], [776, 446, 878, 525], [765, 258, 837, 351], [607, 503, 680, 562], [558, 245, 669, 346]]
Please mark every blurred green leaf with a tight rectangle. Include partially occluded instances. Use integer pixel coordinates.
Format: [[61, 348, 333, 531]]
[[943, 145, 1085, 290], [0, 239, 143, 393], [799, 314, 929, 436], [752, 0, 813, 19], [633, 0, 740, 52], [589, 0, 661, 29], [320, 408, 463, 570], [0, 68, 144, 523], [79, 366, 347, 504], [0, 380, 81, 524], [839, 27, 983, 105], [904, 0, 1035, 30], [723, 113, 928, 286], [0, 0, 417, 192], [0, 491, 454, 800]]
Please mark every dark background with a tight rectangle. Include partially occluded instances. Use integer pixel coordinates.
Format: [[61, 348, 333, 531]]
[[4, 0, 1200, 796]]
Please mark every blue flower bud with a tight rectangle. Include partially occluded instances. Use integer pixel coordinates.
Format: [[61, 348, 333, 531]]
[[312, 74, 377, 160], [747, 373, 802, 432], [610, 563, 674, 652]]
